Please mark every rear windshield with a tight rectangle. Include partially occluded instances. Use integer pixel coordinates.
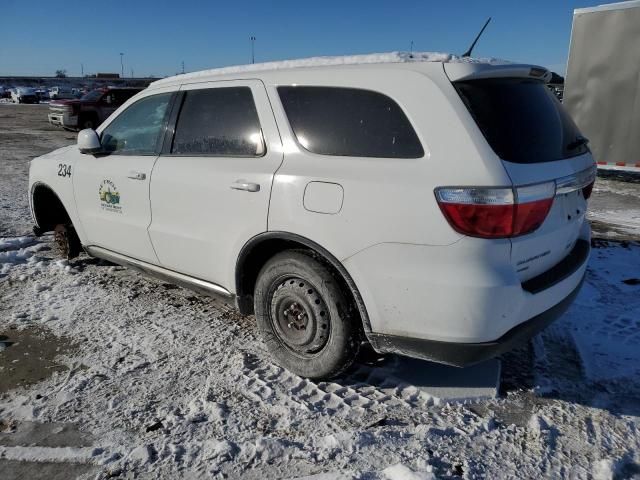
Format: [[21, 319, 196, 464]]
[[454, 79, 588, 163], [81, 90, 103, 102]]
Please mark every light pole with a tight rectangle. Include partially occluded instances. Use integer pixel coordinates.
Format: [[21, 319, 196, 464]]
[[250, 36, 256, 64], [81, 63, 84, 77], [119, 53, 124, 78]]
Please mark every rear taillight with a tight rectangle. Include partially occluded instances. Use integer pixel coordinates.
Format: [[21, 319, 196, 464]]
[[435, 182, 556, 239]]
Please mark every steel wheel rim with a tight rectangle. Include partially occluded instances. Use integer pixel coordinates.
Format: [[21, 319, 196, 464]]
[[268, 276, 331, 357]]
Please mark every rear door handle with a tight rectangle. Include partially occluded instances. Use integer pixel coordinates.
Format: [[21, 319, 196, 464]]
[[230, 180, 260, 192], [127, 171, 146, 180]]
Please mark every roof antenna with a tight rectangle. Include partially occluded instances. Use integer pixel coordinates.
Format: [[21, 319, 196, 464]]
[[462, 17, 491, 57]]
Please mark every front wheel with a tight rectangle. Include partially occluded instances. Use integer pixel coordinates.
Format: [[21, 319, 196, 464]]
[[54, 224, 81, 260], [254, 250, 361, 379], [78, 115, 96, 130]]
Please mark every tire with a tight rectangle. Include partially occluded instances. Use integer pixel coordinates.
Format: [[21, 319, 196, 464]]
[[53, 224, 82, 260], [254, 250, 361, 379], [78, 115, 96, 130]]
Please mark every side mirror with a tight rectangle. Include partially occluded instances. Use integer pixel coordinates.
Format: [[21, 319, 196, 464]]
[[77, 129, 101, 154]]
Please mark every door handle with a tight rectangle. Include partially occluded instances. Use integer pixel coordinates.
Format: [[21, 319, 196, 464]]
[[127, 171, 146, 180], [230, 180, 260, 192]]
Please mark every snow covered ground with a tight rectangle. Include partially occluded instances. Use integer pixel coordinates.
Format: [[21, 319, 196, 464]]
[[1, 104, 640, 479], [1, 235, 639, 479], [589, 170, 640, 240]]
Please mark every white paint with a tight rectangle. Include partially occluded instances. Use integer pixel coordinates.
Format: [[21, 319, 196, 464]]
[[303, 182, 344, 214], [30, 59, 592, 364]]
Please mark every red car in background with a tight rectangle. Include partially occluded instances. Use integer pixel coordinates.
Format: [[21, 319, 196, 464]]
[[48, 87, 143, 130]]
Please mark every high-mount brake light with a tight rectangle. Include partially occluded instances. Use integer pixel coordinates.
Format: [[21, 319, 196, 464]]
[[435, 182, 556, 239]]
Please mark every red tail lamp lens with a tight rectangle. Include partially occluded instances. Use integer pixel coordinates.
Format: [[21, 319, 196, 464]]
[[436, 182, 555, 239]]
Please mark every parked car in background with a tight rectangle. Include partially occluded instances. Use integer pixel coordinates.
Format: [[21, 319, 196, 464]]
[[35, 89, 50, 101], [11, 87, 39, 104], [49, 86, 74, 100], [48, 87, 144, 130], [30, 54, 595, 379], [0, 86, 9, 99]]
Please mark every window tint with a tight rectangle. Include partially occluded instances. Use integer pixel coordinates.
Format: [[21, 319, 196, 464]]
[[454, 79, 588, 163], [114, 89, 141, 104], [278, 86, 424, 158], [101, 92, 171, 155], [171, 87, 262, 156]]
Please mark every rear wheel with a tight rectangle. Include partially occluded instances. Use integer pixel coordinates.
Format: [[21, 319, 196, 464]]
[[53, 224, 81, 260], [254, 250, 361, 379]]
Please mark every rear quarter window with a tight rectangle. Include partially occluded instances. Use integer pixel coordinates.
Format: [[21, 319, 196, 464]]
[[278, 86, 424, 159]]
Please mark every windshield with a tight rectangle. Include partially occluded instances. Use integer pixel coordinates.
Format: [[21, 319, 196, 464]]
[[454, 78, 589, 164], [81, 90, 104, 102]]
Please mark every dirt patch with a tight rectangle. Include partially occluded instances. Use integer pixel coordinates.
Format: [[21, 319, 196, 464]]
[[0, 326, 75, 394], [0, 460, 97, 480]]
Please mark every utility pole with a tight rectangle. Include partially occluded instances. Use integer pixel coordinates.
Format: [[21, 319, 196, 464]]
[[131, 68, 134, 78], [410, 40, 414, 54], [181, 61, 185, 74], [81, 63, 84, 77], [119, 52, 124, 78], [250, 36, 256, 64]]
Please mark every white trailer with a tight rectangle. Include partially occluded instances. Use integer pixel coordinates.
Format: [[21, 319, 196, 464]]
[[564, 0, 640, 171]]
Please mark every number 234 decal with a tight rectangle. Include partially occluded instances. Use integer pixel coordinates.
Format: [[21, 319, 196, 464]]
[[58, 164, 71, 178]]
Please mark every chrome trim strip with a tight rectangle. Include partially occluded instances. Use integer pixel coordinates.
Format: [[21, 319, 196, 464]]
[[555, 165, 597, 195], [85, 246, 233, 298]]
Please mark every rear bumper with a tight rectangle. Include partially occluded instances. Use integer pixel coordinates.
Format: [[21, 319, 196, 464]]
[[368, 274, 584, 367], [344, 224, 591, 365]]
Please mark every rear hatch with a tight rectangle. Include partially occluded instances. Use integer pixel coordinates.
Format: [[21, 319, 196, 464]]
[[445, 64, 595, 282]]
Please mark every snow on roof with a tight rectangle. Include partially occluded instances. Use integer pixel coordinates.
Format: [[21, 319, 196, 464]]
[[151, 51, 508, 87]]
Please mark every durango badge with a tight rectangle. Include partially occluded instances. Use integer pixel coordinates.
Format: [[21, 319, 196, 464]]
[[99, 180, 122, 213]]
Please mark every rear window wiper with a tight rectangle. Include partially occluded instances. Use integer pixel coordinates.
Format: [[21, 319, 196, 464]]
[[567, 135, 589, 151]]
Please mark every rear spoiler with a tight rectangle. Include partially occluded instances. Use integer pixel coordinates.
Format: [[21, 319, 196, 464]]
[[444, 63, 552, 83]]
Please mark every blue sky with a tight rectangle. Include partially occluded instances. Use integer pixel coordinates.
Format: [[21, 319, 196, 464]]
[[0, 0, 614, 77]]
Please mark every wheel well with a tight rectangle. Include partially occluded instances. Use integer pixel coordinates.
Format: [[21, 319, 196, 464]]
[[235, 233, 372, 333], [31, 184, 71, 233]]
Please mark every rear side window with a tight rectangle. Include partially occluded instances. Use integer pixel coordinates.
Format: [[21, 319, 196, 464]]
[[278, 86, 424, 158], [172, 87, 262, 156], [454, 79, 588, 163]]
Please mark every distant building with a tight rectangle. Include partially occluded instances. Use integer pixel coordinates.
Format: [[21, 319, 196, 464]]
[[95, 73, 120, 79]]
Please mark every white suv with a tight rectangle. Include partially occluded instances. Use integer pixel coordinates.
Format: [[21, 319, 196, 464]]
[[29, 54, 595, 379]]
